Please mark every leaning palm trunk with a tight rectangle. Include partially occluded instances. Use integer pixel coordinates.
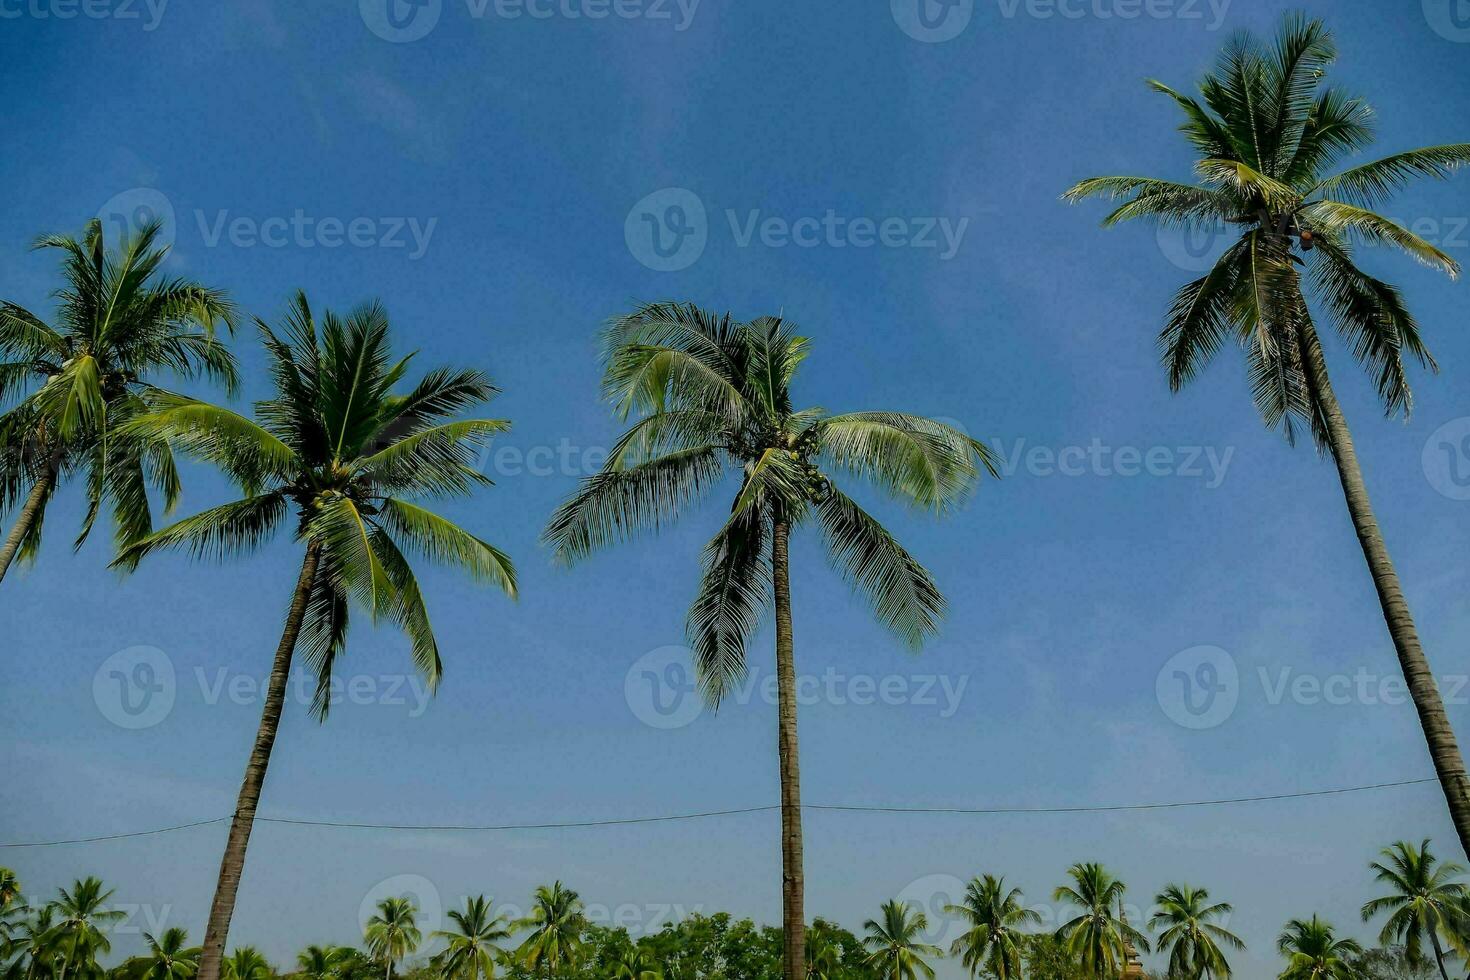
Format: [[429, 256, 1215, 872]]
[[0, 448, 62, 585], [772, 519, 804, 979], [1295, 318, 1470, 856], [197, 543, 322, 980]]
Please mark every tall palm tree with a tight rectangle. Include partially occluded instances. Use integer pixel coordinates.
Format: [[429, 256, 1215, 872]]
[[220, 948, 271, 980], [945, 875, 1041, 979], [544, 303, 994, 978], [0, 219, 236, 583], [431, 897, 512, 980], [114, 293, 517, 980], [1278, 917, 1363, 980], [608, 946, 662, 980], [365, 898, 420, 980], [862, 900, 943, 980], [116, 929, 202, 980], [294, 946, 354, 980], [1362, 840, 1469, 980], [1150, 884, 1245, 979], [43, 879, 123, 980], [1053, 864, 1150, 979], [514, 883, 585, 977], [1064, 13, 1470, 855]]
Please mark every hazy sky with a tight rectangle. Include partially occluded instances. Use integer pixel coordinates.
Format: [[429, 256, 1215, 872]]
[[4, 1, 1470, 977]]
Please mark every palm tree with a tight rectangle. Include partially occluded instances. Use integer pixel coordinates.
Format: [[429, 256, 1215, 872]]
[[220, 949, 271, 980], [431, 897, 512, 980], [805, 921, 845, 980], [1064, 12, 1470, 854], [0, 870, 23, 953], [544, 303, 994, 978], [6, 906, 55, 980], [116, 929, 201, 980], [862, 900, 943, 980], [514, 883, 585, 977], [43, 879, 123, 980], [1053, 864, 1150, 979], [1278, 917, 1363, 980], [1362, 840, 1469, 980], [1150, 884, 1245, 979], [0, 219, 236, 583], [114, 293, 517, 980], [945, 875, 1041, 979], [294, 947, 354, 980], [608, 946, 662, 980], [365, 898, 420, 980]]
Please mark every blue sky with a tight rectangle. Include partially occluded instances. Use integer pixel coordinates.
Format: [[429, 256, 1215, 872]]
[[3, 1, 1470, 976]]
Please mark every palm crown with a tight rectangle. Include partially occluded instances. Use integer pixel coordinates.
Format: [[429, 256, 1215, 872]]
[[0, 219, 236, 563], [514, 882, 585, 975], [1149, 884, 1245, 980], [1064, 14, 1470, 442], [1277, 916, 1364, 980], [544, 302, 995, 701], [115, 292, 516, 713], [1361, 839, 1469, 977], [1052, 863, 1150, 979], [945, 875, 1041, 979], [431, 896, 513, 980], [862, 900, 942, 980]]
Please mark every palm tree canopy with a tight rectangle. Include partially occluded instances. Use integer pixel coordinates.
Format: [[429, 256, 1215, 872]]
[[113, 292, 516, 716], [544, 303, 996, 703], [1362, 839, 1469, 969], [221, 947, 273, 980], [1278, 916, 1365, 980], [1064, 13, 1470, 439], [1149, 883, 1245, 980], [1053, 863, 1151, 978], [365, 897, 421, 970], [0, 219, 237, 557], [514, 882, 586, 973], [862, 900, 943, 980], [944, 874, 1041, 979], [430, 896, 513, 980]]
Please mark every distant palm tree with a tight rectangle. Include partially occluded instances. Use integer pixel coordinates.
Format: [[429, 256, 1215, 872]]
[[544, 304, 994, 979], [0, 219, 236, 583], [1362, 840, 1468, 980], [365, 899, 420, 980], [43, 878, 124, 980], [0, 869, 23, 953], [116, 929, 201, 980], [1278, 917, 1363, 980], [1053, 864, 1150, 979], [1064, 12, 1470, 855], [431, 896, 512, 980], [805, 922, 845, 980], [6, 905, 55, 980], [862, 901, 943, 980], [945, 875, 1040, 979], [294, 946, 354, 980], [116, 294, 516, 980], [220, 948, 271, 980], [514, 883, 585, 977], [1150, 884, 1244, 979], [608, 946, 662, 980]]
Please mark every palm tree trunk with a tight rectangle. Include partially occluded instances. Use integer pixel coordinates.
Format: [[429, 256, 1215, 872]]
[[0, 446, 62, 585], [197, 541, 322, 980], [1429, 928, 1451, 980], [1295, 318, 1470, 857], [771, 519, 805, 979]]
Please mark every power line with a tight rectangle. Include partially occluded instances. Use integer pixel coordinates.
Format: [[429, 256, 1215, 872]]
[[0, 776, 1437, 849]]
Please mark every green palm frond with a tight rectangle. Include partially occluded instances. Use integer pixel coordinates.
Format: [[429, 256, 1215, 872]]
[[119, 394, 297, 493], [1314, 144, 1470, 208], [112, 493, 289, 570], [377, 497, 517, 597], [686, 504, 768, 706], [817, 412, 995, 512], [1302, 200, 1459, 276]]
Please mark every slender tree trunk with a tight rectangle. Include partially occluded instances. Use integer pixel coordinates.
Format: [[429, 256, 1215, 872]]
[[1294, 318, 1470, 857], [0, 446, 62, 585], [771, 519, 805, 979], [1430, 928, 1451, 980], [197, 541, 322, 980]]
